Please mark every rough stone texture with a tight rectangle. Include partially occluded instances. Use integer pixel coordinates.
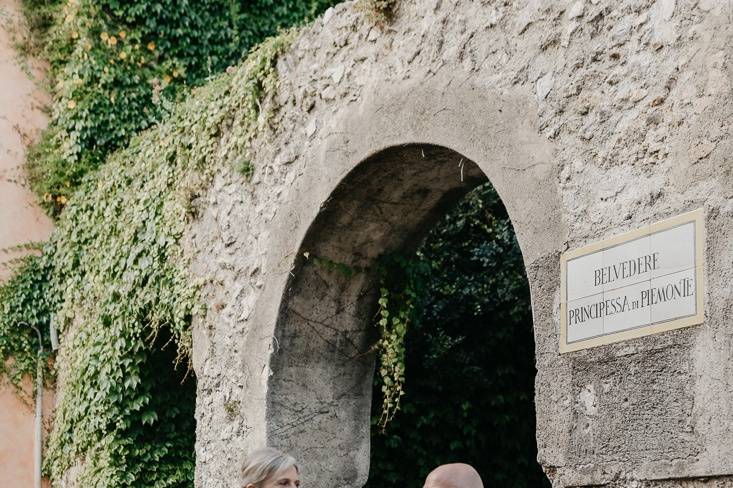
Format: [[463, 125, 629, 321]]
[[183, 1, 732, 487]]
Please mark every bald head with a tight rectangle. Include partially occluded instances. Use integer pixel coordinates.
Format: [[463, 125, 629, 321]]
[[423, 463, 484, 488]]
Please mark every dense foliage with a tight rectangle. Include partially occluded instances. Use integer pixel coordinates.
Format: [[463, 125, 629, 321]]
[[25, 0, 338, 215], [1, 0, 350, 484], [47, 33, 293, 485], [1, 26, 295, 485], [3, 1, 551, 486], [0, 254, 55, 400], [368, 183, 550, 488]]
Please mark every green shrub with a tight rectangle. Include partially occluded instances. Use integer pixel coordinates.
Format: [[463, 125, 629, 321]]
[[0, 29, 295, 486], [0, 254, 55, 401], [28, 0, 339, 215]]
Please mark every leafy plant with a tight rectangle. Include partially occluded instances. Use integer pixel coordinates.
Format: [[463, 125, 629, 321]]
[[26, 0, 339, 215], [368, 183, 549, 488], [0, 255, 55, 402], [375, 285, 409, 430], [1, 28, 296, 486]]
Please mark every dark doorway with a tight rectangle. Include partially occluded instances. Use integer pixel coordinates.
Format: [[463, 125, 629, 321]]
[[366, 183, 549, 488]]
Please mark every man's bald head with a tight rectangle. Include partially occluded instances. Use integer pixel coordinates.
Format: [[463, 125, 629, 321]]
[[423, 463, 484, 488]]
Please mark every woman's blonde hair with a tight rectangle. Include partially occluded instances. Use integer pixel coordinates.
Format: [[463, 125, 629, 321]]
[[242, 447, 298, 487]]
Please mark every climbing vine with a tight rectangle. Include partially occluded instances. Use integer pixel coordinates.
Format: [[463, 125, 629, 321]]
[[1, 29, 296, 486], [25, 0, 338, 215], [373, 254, 428, 431], [375, 286, 409, 430], [0, 254, 55, 402], [47, 31, 294, 486], [368, 183, 548, 488]]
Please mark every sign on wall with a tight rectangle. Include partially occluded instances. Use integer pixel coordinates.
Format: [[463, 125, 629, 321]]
[[560, 209, 704, 353]]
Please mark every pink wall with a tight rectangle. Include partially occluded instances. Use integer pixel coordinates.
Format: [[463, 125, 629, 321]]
[[0, 380, 54, 488], [0, 0, 54, 279], [0, 0, 55, 485]]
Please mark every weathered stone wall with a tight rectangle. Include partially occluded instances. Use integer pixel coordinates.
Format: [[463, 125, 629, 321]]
[[184, 0, 732, 487]]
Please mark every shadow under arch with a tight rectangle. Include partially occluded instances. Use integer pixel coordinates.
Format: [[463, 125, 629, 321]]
[[267, 143, 528, 487]]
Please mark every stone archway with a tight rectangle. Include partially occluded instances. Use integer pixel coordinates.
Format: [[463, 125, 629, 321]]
[[253, 82, 563, 488], [189, 72, 563, 487], [267, 144, 488, 486], [240, 77, 561, 487], [188, 2, 732, 487]]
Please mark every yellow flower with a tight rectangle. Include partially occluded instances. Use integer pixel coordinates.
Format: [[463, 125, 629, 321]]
[[67, 100, 76, 109], [109, 36, 117, 46], [100, 31, 108, 41], [147, 41, 156, 51], [118, 30, 126, 39], [172, 69, 179, 78], [119, 51, 127, 60], [56, 195, 68, 205], [163, 74, 172, 84]]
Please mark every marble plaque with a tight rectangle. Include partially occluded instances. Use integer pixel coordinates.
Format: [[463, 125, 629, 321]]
[[560, 209, 704, 353]]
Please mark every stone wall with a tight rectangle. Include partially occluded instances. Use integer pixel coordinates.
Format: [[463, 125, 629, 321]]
[[184, 0, 732, 486]]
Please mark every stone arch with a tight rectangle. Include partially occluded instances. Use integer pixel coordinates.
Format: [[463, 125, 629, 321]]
[[268, 144, 486, 486], [188, 61, 568, 488], [186, 2, 732, 487], [255, 78, 564, 487]]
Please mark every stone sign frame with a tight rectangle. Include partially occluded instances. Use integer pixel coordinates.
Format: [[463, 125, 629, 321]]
[[559, 208, 705, 353]]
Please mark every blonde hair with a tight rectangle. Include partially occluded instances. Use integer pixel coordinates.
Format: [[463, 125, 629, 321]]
[[242, 447, 298, 487]]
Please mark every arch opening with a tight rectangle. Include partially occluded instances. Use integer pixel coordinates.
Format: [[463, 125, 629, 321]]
[[268, 144, 544, 487], [364, 182, 549, 487]]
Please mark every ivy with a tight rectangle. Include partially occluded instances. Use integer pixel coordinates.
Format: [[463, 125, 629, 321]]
[[375, 286, 408, 430], [26, 0, 339, 215], [368, 183, 549, 488], [0, 29, 296, 486], [373, 254, 427, 431], [0, 254, 55, 401]]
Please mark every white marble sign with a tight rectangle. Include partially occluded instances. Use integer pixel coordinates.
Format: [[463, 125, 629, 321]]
[[560, 209, 704, 353]]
